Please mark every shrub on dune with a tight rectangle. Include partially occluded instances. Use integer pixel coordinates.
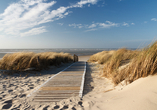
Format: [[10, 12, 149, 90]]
[[0, 52, 73, 71], [102, 48, 138, 79], [116, 41, 157, 84], [88, 50, 115, 64]]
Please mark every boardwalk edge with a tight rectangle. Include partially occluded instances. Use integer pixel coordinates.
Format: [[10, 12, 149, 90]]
[[27, 63, 75, 97], [79, 62, 87, 98]]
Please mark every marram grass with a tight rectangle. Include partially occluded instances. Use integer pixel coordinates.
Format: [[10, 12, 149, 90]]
[[89, 42, 157, 85], [0, 52, 73, 71]]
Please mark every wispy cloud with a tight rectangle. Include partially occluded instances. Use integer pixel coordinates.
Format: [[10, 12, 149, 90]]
[[69, 21, 133, 32], [20, 26, 47, 37], [131, 23, 135, 25], [88, 24, 97, 28], [69, 23, 83, 28], [85, 28, 97, 32], [99, 21, 119, 28], [151, 18, 157, 21], [69, 21, 119, 29], [122, 22, 129, 26], [71, 0, 98, 8], [0, 0, 99, 37], [58, 23, 64, 26]]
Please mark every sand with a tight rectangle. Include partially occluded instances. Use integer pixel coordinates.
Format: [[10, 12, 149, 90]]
[[82, 63, 157, 110], [0, 55, 157, 110]]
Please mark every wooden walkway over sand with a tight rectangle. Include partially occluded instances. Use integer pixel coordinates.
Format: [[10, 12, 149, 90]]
[[27, 61, 86, 102]]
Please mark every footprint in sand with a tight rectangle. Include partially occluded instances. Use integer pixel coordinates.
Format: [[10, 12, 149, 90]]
[[2, 94, 6, 98], [29, 86, 34, 89], [43, 105, 49, 110], [19, 94, 26, 98], [8, 84, 14, 87], [62, 105, 69, 109], [54, 105, 60, 109], [78, 101, 83, 107], [2, 99, 13, 109], [8, 89, 13, 93], [3, 85, 6, 88], [0, 91, 4, 94], [72, 107, 76, 110], [2, 103, 12, 109], [4, 99, 12, 103]]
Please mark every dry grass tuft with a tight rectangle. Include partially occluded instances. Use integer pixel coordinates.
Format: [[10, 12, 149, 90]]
[[114, 41, 157, 84], [0, 52, 73, 71], [88, 50, 115, 64], [102, 48, 138, 79]]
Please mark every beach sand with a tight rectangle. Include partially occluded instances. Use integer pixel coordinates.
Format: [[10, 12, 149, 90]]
[[83, 63, 157, 110], [0, 55, 157, 110]]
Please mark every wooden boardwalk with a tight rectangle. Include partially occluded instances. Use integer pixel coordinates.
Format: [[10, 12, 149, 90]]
[[28, 61, 86, 102]]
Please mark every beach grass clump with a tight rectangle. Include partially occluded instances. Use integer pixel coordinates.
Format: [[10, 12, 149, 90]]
[[102, 48, 138, 79], [88, 50, 115, 64], [0, 52, 73, 71], [113, 41, 157, 84]]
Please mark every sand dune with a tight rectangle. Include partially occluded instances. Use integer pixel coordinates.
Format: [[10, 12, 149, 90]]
[[0, 56, 157, 110], [83, 63, 157, 110]]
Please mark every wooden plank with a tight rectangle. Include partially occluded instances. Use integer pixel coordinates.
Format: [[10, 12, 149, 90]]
[[43, 84, 81, 87], [39, 87, 80, 91], [34, 100, 61, 102], [34, 96, 70, 99], [38, 90, 79, 93], [30, 61, 86, 102], [36, 93, 78, 97]]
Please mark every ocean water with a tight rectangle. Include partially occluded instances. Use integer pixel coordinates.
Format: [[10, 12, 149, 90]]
[[0, 48, 116, 58]]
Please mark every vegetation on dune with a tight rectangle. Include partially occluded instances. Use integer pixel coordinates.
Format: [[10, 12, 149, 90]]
[[0, 52, 73, 71], [102, 48, 138, 79], [116, 41, 157, 84], [89, 41, 157, 85], [88, 50, 115, 64]]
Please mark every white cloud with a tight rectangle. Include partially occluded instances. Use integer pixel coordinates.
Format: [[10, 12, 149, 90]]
[[0, 0, 99, 37], [99, 21, 119, 28], [131, 23, 135, 25], [21, 26, 47, 37], [58, 23, 64, 26], [123, 22, 129, 26], [88, 24, 96, 28], [151, 18, 157, 21], [69, 21, 132, 31], [69, 23, 83, 28], [71, 0, 98, 8]]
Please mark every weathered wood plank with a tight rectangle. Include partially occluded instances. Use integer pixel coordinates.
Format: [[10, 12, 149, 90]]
[[39, 87, 80, 91], [30, 61, 86, 102]]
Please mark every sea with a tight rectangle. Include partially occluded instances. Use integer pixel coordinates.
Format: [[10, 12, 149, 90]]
[[0, 48, 119, 59], [0, 48, 137, 59]]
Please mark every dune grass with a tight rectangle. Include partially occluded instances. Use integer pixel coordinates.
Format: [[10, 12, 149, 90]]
[[102, 48, 138, 78], [89, 41, 157, 85], [88, 50, 115, 64], [0, 52, 73, 71], [114, 41, 157, 84]]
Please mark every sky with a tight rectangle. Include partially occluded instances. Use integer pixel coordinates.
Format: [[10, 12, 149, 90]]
[[0, 0, 157, 49]]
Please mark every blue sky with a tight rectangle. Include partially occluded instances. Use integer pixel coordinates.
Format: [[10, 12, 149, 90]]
[[0, 0, 156, 49]]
